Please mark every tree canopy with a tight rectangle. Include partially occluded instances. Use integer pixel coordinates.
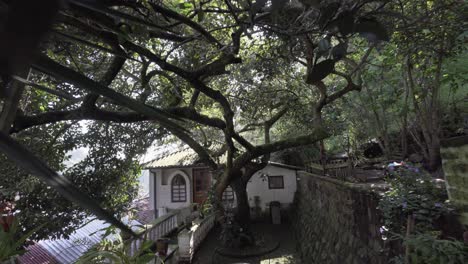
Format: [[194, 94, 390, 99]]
[[0, 0, 466, 240]]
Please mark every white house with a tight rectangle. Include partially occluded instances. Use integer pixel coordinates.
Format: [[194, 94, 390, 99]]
[[141, 147, 301, 218]]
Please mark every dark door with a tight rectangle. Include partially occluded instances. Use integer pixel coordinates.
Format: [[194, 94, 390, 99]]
[[193, 168, 211, 204]]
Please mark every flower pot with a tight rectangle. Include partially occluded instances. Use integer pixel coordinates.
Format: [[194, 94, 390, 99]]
[[441, 135, 468, 225], [155, 238, 169, 256]]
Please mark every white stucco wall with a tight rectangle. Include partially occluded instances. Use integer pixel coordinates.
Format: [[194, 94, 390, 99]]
[[149, 168, 193, 212], [146, 164, 298, 214], [246, 165, 298, 211]]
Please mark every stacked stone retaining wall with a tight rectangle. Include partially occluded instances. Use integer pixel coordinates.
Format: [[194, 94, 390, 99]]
[[293, 171, 387, 264]]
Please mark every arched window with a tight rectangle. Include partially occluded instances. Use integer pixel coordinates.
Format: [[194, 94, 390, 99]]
[[171, 174, 186, 202]]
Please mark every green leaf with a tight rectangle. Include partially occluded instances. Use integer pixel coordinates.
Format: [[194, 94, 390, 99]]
[[178, 2, 192, 9], [197, 9, 205, 22]]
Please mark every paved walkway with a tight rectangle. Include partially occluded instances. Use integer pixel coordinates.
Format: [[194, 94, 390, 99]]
[[192, 223, 299, 264]]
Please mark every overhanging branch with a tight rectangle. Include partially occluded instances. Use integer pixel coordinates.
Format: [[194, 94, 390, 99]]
[[0, 132, 138, 237], [32, 54, 218, 169]]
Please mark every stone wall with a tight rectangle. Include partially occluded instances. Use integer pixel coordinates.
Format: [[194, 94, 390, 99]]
[[293, 171, 387, 264], [441, 136, 468, 225]]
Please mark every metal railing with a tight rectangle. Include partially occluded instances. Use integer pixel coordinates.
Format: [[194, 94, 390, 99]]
[[306, 158, 353, 180]]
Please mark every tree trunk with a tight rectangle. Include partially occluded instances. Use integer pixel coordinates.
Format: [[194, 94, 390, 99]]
[[319, 140, 327, 174], [231, 177, 251, 234], [401, 126, 408, 158], [427, 138, 443, 177]]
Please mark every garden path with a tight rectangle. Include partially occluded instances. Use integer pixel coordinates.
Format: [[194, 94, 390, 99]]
[[192, 223, 298, 264]]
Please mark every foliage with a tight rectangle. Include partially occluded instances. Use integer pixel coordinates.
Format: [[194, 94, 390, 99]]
[[0, 121, 155, 239], [0, 0, 466, 247], [219, 208, 253, 248], [0, 204, 44, 261], [390, 233, 468, 264], [323, 0, 467, 167], [199, 187, 215, 218], [77, 226, 155, 264], [379, 165, 450, 233], [378, 165, 468, 263]]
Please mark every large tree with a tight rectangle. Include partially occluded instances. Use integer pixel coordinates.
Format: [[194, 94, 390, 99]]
[[0, 0, 393, 240]]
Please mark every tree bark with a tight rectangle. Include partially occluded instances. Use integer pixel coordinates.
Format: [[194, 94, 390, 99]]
[[231, 177, 251, 234]]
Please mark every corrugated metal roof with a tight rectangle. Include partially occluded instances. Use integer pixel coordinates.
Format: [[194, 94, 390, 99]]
[[36, 219, 111, 264], [17, 243, 59, 264], [19, 218, 142, 264], [133, 196, 155, 225]]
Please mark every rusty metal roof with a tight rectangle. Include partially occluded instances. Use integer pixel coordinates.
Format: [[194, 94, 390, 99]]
[[17, 243, 59, 264], [19, 218, 142, 264]]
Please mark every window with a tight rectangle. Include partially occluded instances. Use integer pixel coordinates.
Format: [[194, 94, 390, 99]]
[[171, 174, 186, 202], [222, 186, 235, 202], [268, 176, 284, 189]]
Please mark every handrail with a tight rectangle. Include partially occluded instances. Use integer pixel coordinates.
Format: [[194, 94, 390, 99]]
[[127, 211, 179, 257], [306, 158, 353, 180], [178, 214, 215, 262]]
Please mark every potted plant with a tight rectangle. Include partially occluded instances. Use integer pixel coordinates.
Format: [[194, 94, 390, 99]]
[[1, 203, 43, 263], [155, 238, 170, 256]]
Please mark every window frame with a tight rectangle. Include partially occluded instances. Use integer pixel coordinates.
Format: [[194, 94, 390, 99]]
[[222, 186, 235, 202], [268, 175, 284, 189], [171, 174, 187, 202]]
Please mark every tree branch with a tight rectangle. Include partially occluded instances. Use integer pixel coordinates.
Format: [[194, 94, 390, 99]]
[[0, 132, 138, 237], [234, 126, 329, 168], [11, 75, 81, 102], [32, 54, 218, 169], [149, 3, 223, 48]]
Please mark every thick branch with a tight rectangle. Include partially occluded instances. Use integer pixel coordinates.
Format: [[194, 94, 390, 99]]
[[12, 75, 80, 102], [12, 106, 227, 133], [149, 3, 222, 47], [315, 74, 361, 114], [32, 54, 217, 169], [0, 70, 29, 133], [234, 126, 329, 169], [166, 107, 226, 129], [12, 109, 146, 133], [82, 56, 126, 109]]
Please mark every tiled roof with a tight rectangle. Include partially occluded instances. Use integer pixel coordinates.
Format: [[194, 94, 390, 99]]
[[143, 146, 227, 169], [143, 146, 302, 170], [143, 147, 201, 168]]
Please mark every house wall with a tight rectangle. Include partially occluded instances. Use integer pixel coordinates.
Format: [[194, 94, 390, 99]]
[[146, 165, 298, 215], [149, 168, 194, 212], [246, 165, 298, 211]]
